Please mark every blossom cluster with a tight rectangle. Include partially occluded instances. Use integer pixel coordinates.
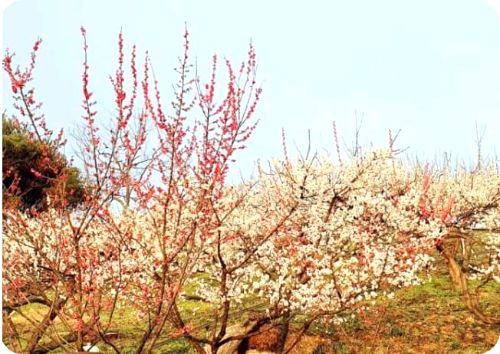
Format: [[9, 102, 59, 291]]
[[3, 29, 500, 353]]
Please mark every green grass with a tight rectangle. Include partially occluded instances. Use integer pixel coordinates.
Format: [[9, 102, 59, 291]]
[[158, 339, 193, 354], [327, 271, 500, 354], [6, 257, 500, 354]]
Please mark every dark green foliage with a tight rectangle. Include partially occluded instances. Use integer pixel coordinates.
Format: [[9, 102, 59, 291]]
[[312, 343, 326, 354], [386, 322, 404, 337], [341, 316, 364, 334], [2, 116, 85, 211], [160, 339, 192, 353], [312, 340, 351, 354], [331, 341, 350, 354]]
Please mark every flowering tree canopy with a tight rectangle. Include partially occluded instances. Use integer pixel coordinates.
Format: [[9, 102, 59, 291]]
[[2, 28, 499, 354]]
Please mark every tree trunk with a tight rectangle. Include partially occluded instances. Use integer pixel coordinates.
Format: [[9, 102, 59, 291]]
[[438, 244, 500, 325], [276, 311, 291, 354]]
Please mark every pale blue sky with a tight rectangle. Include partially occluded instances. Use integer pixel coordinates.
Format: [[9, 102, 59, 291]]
[[3, 0, 500, 179]]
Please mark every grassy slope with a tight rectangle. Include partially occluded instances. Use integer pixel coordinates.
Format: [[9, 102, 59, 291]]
[[7, 261, 500, 353], [303, 269, 500, 354]]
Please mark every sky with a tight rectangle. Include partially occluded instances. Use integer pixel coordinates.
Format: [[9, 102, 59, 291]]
[[2, 0, 500, 180]]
